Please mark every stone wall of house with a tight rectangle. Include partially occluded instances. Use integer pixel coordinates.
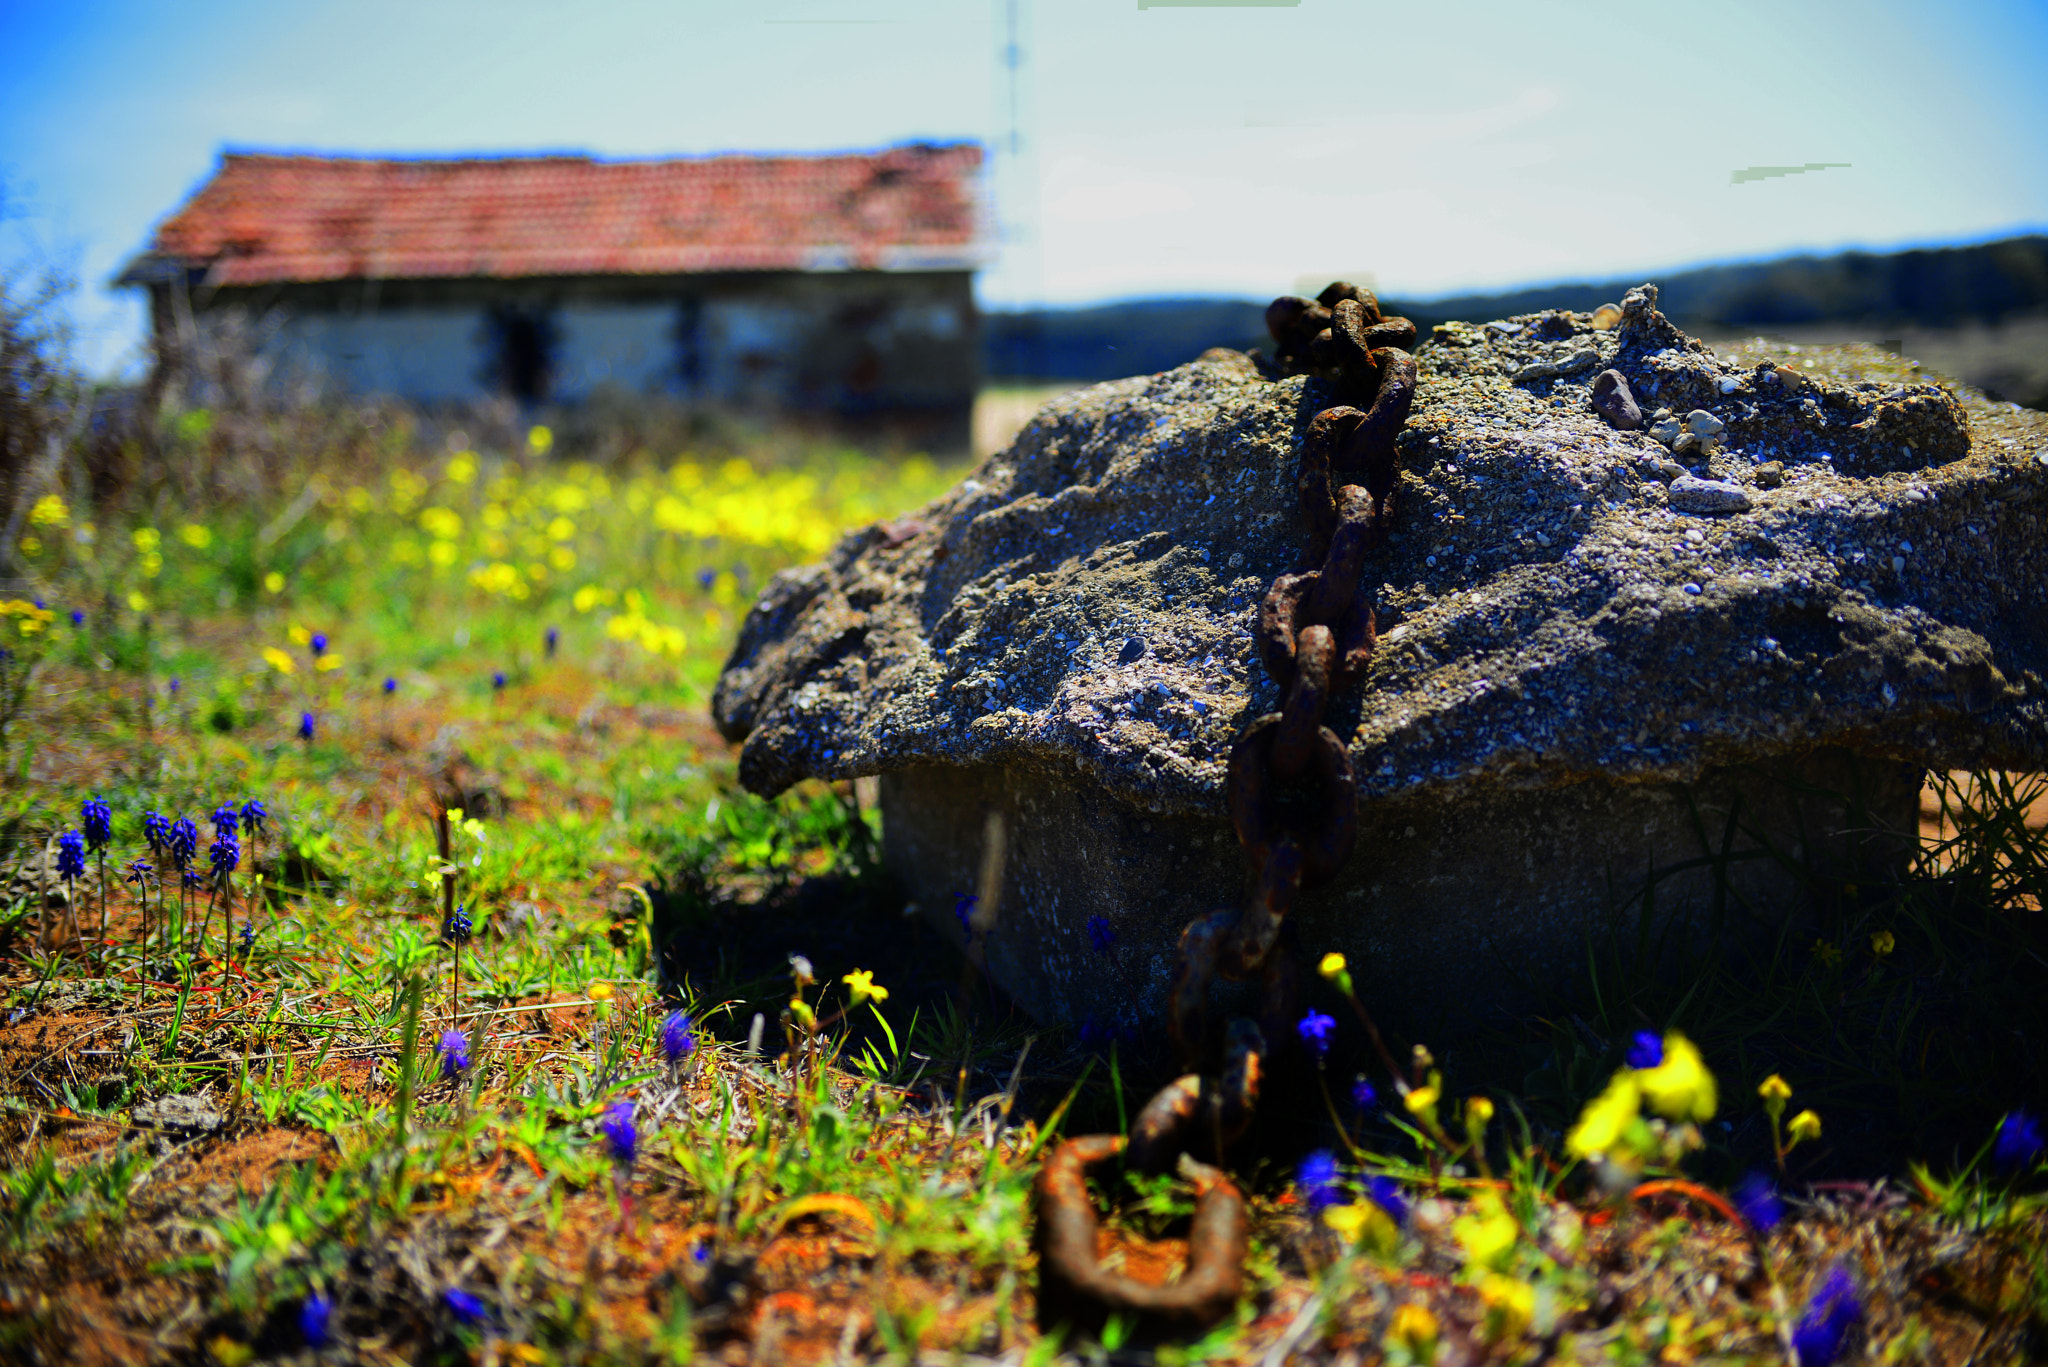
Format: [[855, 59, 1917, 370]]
[[159, 269, 978, 445]]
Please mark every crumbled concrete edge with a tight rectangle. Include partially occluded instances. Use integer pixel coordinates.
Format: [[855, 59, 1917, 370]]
[[714, 292, 2048, 818]]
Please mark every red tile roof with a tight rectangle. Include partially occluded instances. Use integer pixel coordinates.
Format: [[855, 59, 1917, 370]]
[[131, 144, 983, 286]]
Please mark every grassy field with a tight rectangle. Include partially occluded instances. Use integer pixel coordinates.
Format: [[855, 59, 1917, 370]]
[[0, 396, 2044, 1366]]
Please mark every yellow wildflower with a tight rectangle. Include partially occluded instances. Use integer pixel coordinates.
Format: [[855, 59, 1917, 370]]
[[131, 526, 161, 552], [1451, 1191, 1518, 1270], [1477, 1273, 1536, 1343], [1467, 1096, 1495, 1127], [260, 646, 296, 676], [841, 969, 888, 1006], [1758, 1074, 1793, 1106], [263, 571, 285, 594], [1324, 1201, 1399, 1259], [28, 494, 68, 528], [1788, 1110, 1822, 1145], [1318, 951, 1354, 995], [1404, 1083, 1440, 1127], [1566, 1071, 1642, 1158], [528, 425, 553, 455], [315, 654, 343, 672], [589, 981, 615, 1002], [1388, 1303, 1439, 1361], [180, 523, 214, 549], [1636, 1032, 1717, 1123], [1870, 930, 1895, 957]]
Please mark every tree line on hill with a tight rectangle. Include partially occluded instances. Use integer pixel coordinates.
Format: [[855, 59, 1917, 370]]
[[982, 234, 2048, 399]]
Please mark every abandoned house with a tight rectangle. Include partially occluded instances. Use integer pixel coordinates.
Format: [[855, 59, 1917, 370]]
[[116, 143, 986, 444]]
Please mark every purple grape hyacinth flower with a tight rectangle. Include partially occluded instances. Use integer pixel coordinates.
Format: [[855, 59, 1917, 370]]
[[80, 796, 112, 852], [1297, 1149, 1341, 1211], [600, 1099, 638, 1167], [492, 671, 506, 691], [56, 831, 86, 882], [444, 1288, 488, 1323], [437, 1028, 471, 1081], [211, 802, 240, 838], [1993, 1111, 2045, 1173], [441, 903, 473, 948], [1790, 1264, 1862, 1367], [310, 632, 327, 656], [660, 1010, 695, 1065], [300, 1293, 333, 1348], [1297, 1010, 1337, 1056], [239, 798, 268, 837], [1351, 1077, 1378, 1111], [545, 626, 559, 658], [298, 712, 316, 741], [1627, 1030, 1665, 1070], [1086, 915, 1115, 953], [1734, 1172, 1783, 1233], [167, 816, 199, 871], [143, 810, 170, 854], [209, 831, 240, 880], [68, 609, 83, 627], [382, 677, 397, 695], [123, 858, 153, 887]]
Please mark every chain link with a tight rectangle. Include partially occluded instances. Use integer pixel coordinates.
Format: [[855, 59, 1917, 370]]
[[1033, 281, 1419, 1330]]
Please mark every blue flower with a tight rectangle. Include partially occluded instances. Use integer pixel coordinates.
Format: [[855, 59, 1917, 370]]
[[1297, 1010, 1337, 1056], [80, 796, 112, 852], [492, 671, 506, 691], [1993, 1111, 2045, 1173], [1086, 915, 1115, 953], [55, 831, 86, 882], [167, 816, 199, 871], [239, 798, 268, 836], [1365, 1174, 1410, 1227], [211, 802, 240, 838], [1297, 1149, 1341, 1211], [300, 1292, 333, 1348], [437, 1028, 471, 1081], [697, 568, 717, 592], [1626, 1030, 1665, 1070], [443, 1288, 488, 1323], [1734, 1172, 1783, 1233], [545, 626, 559, 657], [310, 632, 328, 656], [68, 609, 83, 627], [953, 891, 978, 936], [143, 810, 169, 854], [298, 712, 316, 741], [123, 858, 154, 887], [1351, 1078, 1378, 1112], [1791, 1264, 1862, 1367], [382, 677, 397, 694], [600, 1099, 638, 1167], [441, 904, 474, 947], [660, 1010, 695, 1065], [237, 920, 257, 956], [168, 677, 180, 696], [209, 831, 240, 879]]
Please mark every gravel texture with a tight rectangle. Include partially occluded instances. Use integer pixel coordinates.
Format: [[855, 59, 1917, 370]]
[[714, 286, 2048, 817]]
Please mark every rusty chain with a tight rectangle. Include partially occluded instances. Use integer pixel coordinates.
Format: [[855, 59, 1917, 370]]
[[1033, 281, 1419, 1330]]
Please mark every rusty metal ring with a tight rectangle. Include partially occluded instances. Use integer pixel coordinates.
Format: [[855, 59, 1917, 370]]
[[1033, 1134, 1248, 1332]]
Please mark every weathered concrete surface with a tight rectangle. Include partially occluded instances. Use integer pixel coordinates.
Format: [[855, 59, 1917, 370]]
[[714, 286, 2048, 1035], [880, 751, 1919, 1040]]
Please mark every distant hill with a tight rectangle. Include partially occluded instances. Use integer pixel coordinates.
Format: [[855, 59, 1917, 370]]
[[982, 234, 2048, 386]]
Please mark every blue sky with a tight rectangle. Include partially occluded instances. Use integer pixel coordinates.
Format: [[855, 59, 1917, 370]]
[[4, 0, 2045, 377]]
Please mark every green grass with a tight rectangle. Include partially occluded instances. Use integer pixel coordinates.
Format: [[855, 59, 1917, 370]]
[[0, 404, 2041, 1365]]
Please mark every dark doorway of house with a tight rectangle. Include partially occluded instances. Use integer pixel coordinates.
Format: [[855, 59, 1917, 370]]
[[488, 307, 555, 404]]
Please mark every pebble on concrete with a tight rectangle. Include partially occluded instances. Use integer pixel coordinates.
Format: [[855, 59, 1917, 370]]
[[1667, 474, 1753, 514], [1590, 369, 1643, 430]]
